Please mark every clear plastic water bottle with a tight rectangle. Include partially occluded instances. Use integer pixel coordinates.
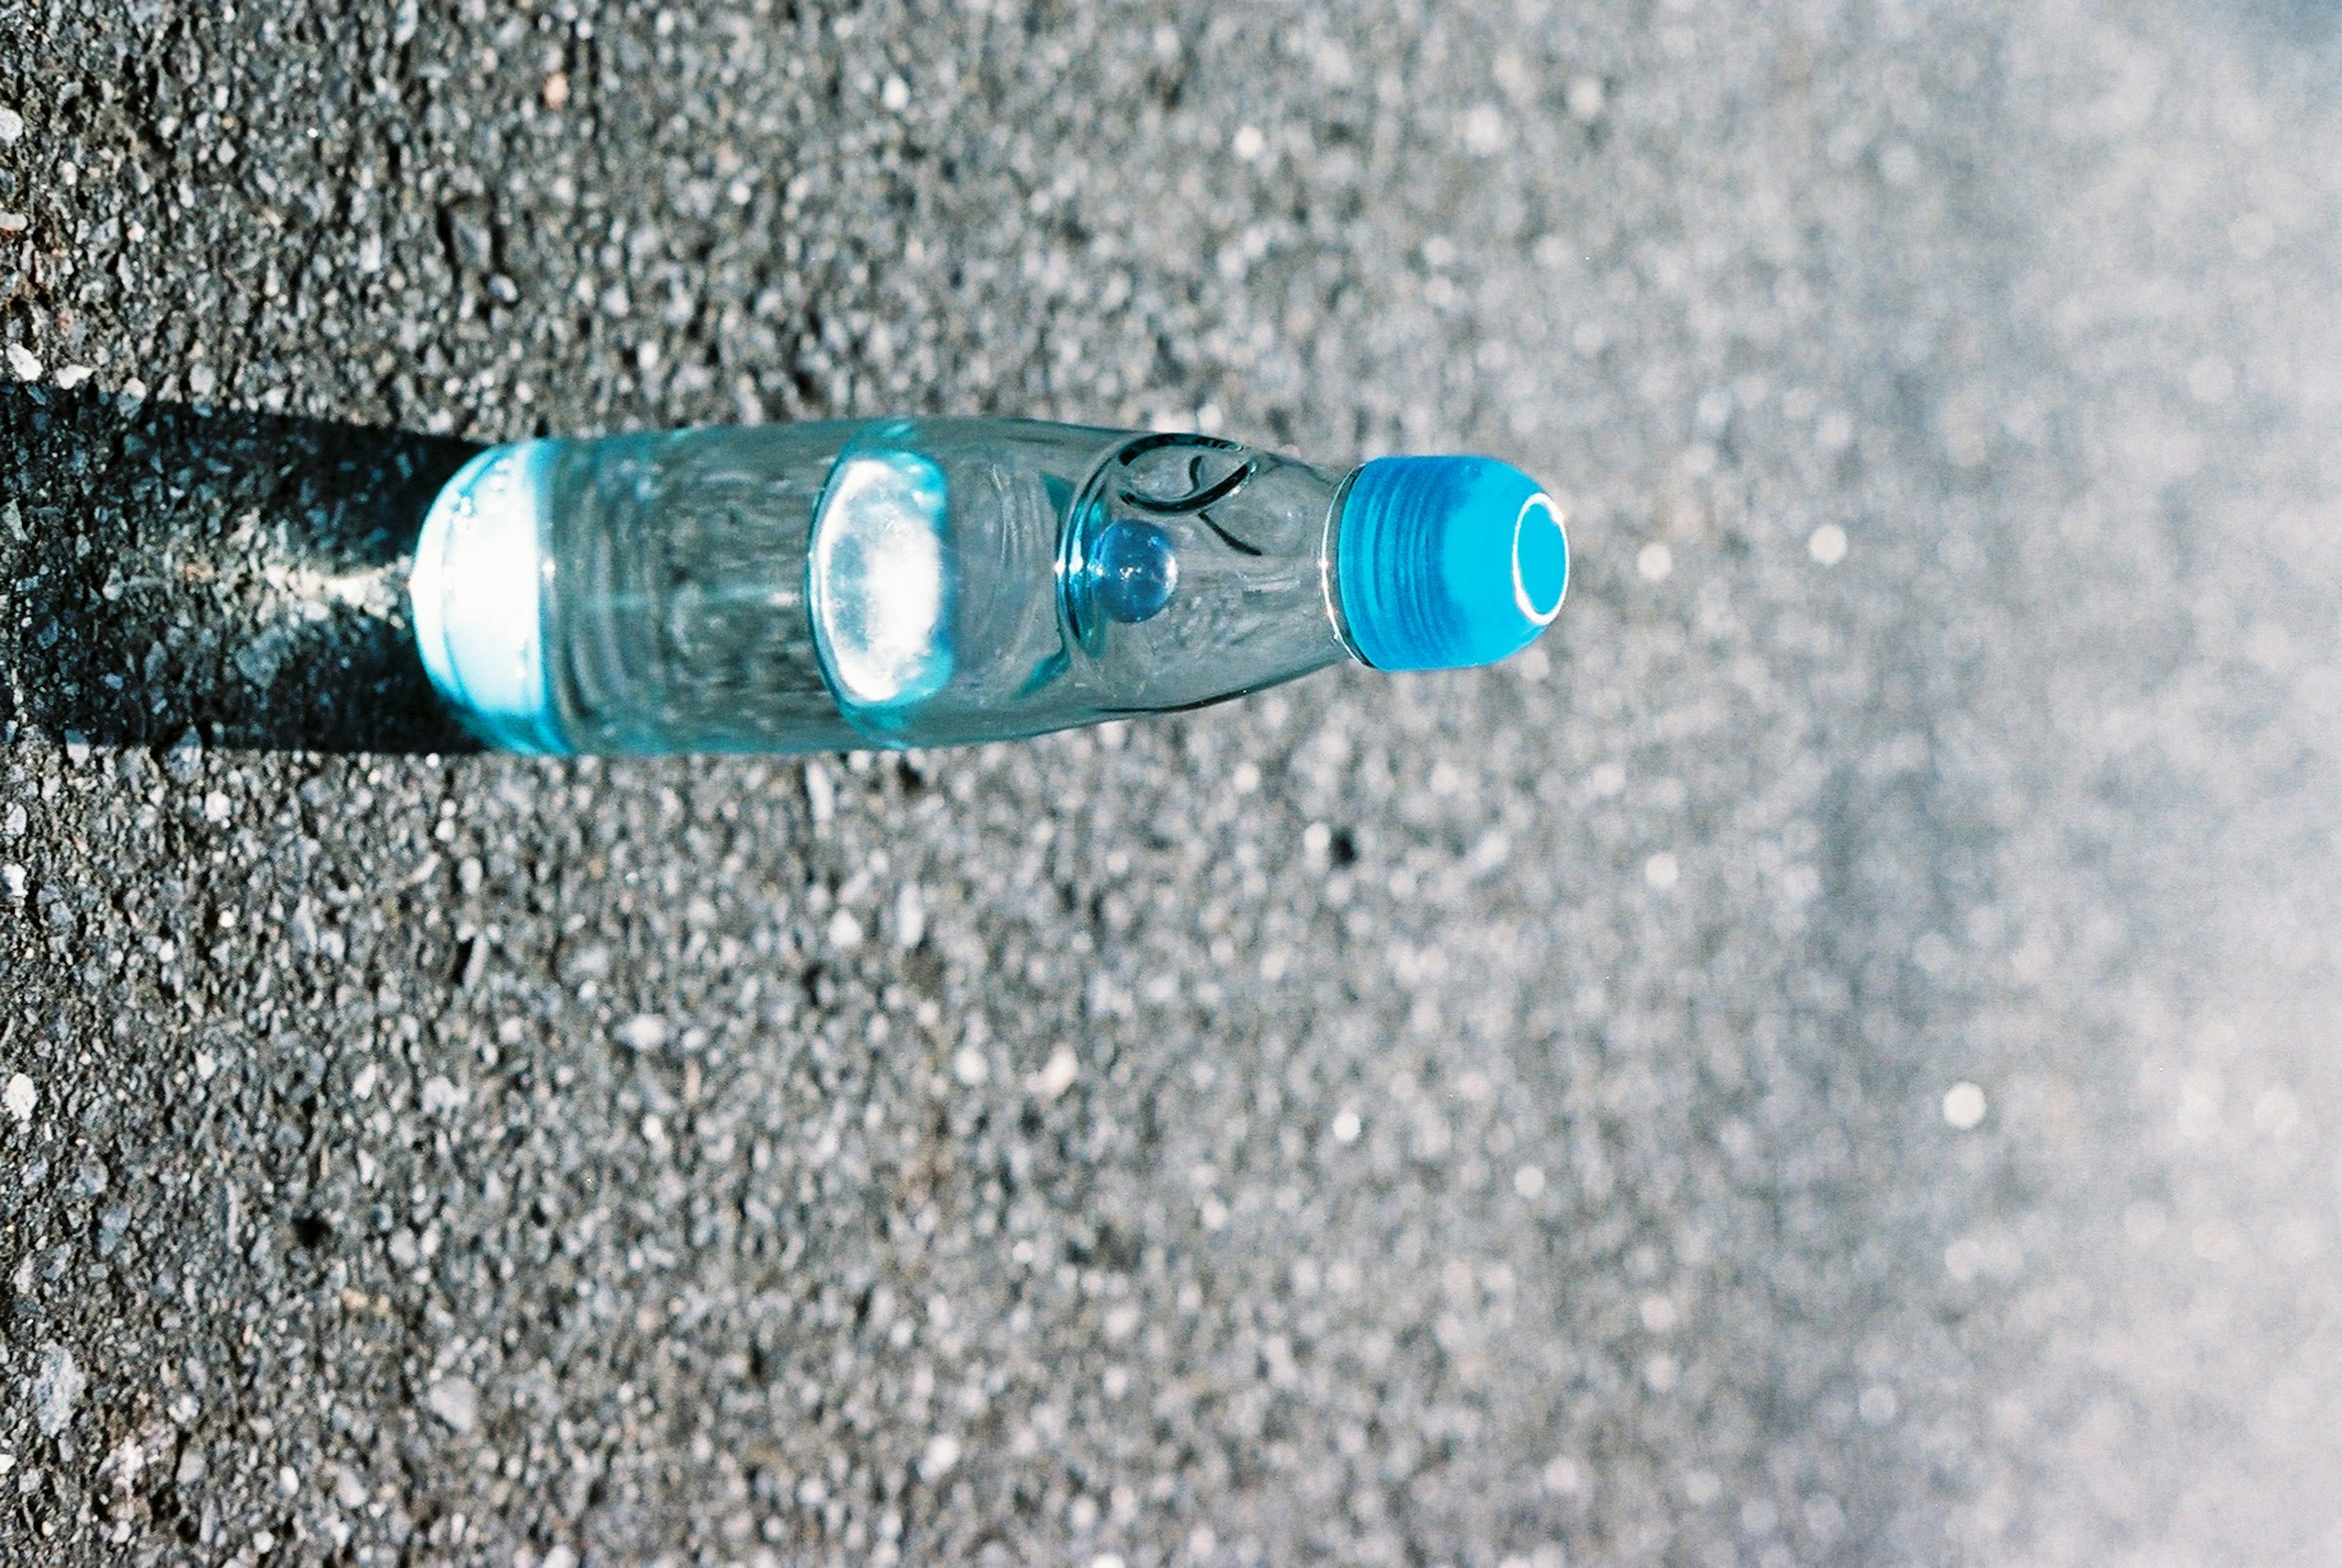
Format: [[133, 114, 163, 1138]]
[[407, 417, 1567, 754]]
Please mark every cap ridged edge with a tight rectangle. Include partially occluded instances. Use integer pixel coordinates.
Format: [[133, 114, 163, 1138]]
[[1334, 456, 1566, 671]]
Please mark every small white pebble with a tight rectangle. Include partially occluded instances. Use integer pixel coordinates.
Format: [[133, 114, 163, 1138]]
[[893, 884, 925, 950], [1513, 1164, 1546, 1199], [1808, 524, 1849, 565], [1461, 102, 1509, 155], [880, 74, 911, 112], [32, 1344, 83, 1435], [1943, 1081, 1988, 1130], [826, 909, 865, 950], [918, 1433, 961, 1480], [5, 343, 41, 382], [614, 1014, 670, 1052], [52, 365, 93, 389], [1032, 1046, 1079, 1100], [1644, 851, 1680, 890], [0, 106, 23, 144], [194, 1050, 218, 1081], [425, 1376, 479, 1433], [951, 1045, 989, 1087], [3, 1073, 35, 1126], [1330, 1108, 1362, 1144], [1231, 123, 1267, 160], [802, 762, 835, 825], [1637, 542, 1674, 581]]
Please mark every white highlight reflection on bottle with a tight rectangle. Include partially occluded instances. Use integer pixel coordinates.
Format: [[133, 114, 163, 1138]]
[[807, 450, 955, 711]]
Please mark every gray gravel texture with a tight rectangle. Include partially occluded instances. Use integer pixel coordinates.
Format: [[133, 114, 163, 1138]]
[[2, 0, 2340, 1564]]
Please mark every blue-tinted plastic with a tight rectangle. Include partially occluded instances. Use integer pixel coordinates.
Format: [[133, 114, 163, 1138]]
[[409, 419, 1569, 755], [1334, 456, 1567, 671]]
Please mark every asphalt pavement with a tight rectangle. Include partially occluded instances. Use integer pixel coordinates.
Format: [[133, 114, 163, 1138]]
[[3, 0, 2340, 1563]]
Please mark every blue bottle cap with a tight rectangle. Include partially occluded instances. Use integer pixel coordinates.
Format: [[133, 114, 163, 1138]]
[[1334, 456, 1567, 671]]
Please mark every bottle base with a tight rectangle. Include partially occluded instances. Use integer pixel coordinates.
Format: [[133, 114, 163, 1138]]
[[409, 441, 573, 754]]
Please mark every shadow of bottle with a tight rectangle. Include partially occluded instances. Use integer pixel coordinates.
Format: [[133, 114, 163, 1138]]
[[1, 382, 484, 755]]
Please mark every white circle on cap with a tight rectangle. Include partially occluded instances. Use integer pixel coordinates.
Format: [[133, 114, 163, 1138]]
[[1511, 493, 1567, 625]]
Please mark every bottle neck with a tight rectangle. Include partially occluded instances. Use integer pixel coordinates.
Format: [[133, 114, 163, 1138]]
[[1319, 463, 1371, 668], [1061, 434, 1361, 704]]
